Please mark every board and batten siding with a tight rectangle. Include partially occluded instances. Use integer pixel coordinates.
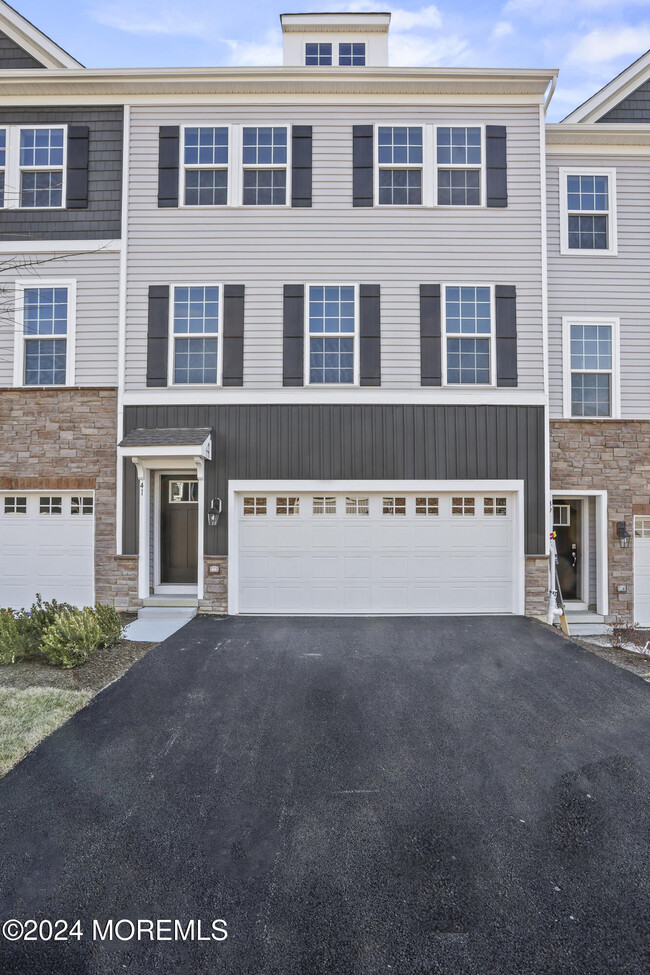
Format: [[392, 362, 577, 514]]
[[125, 104, 545, 393], [0, 251, 121, 387], [546, 152, 650, 418]]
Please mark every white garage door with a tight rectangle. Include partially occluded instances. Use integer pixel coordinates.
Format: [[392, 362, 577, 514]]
[[634, 517, 650, 626], [234, 490, 518, 615], [0, 492, 94, 609]]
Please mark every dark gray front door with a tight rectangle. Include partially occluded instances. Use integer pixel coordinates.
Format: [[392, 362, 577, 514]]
[[161, 475, 198, 585], [554, 499, 581, 601]]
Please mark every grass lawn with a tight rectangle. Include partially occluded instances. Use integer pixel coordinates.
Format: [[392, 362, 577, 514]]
[[0, 686, 91, 778]]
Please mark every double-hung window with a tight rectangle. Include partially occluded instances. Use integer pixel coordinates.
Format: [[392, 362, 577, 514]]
[[183, 127, 228, 206], [377, 126, 423, 205], [305, 43, 332, 65], [14, 282, 74, 387], [307, 284, 357, 385], [444, 285, 493, 385], [436, 126, 482, 206], [563, 318, 619, 418], [561, 169, 616, 255], [19, 127, 65, 208], [171, 285, 221, 385], [339, 43, 365, 65], [242, 127, 288, 205]]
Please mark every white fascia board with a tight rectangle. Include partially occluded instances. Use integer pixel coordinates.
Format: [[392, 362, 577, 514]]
[[562, 50, 650, 123], [118, 438, 211, 460], [0, 4, 83, 68], [122, 390, 547, 407], [0, 239, 121, 253]]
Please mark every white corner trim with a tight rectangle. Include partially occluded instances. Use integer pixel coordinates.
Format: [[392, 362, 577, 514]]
[[12, 277, 76, 387], [561, 316, 621, 420], [558, 167, 618, 257]]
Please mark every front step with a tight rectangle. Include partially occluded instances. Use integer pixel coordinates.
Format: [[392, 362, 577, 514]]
[[565, 611, 608, 637], [124, 594, 198, 642], [143, 595, 198, 608]]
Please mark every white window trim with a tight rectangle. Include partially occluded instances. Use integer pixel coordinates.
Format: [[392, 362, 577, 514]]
[[239, 123, 292, 208], [168, 283, 224, 388], [373, 122, 429, 208], [1, 124, 67, 211], [304, 282, 360, 388], [561, 315, 620, 419], [434, 123, 486, 209], [559, 167, 618, 257], [179, 123, 231, 209], [441, 283, 496, 388], [12, 278, 76, 388]]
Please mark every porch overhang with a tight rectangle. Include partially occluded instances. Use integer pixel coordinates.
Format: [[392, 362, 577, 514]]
[[118, 427, 212, 460]]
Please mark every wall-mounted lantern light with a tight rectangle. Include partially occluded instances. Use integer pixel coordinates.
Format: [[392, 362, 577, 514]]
[[616, 521, 631, 548], [207, 498, 222, 528]]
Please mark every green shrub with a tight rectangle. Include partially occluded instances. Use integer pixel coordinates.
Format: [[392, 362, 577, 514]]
[[94, 604, 124, 648], [0, 609, 39, 665], [29, 594, 74, 644], [41, 607, 102, 669]]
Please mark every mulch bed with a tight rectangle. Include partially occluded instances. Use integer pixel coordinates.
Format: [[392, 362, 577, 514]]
[[569, 632, 650, 682]]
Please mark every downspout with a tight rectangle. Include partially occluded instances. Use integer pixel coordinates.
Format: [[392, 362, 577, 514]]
[[544, 75, 557, 116]]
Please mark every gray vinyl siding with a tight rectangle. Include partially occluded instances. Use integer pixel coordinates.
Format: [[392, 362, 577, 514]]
[[0, 31, 44, 68], [546, 152, 650, 418], [125, 104, 545, 392], [122, 403, 546, 555], [0, 251, 121, 387], [0, 107, 122, 240], [598, 80, 650, 122]]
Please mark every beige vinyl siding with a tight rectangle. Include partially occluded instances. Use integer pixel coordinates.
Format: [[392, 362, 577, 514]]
[[0, 251, 120, 387], [547, 152, 650, 418], [125, 104, 545, 393]]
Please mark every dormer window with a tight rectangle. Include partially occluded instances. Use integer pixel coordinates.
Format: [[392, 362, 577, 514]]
[[339, 42, 365, 66], [305, 43, 332, 66]]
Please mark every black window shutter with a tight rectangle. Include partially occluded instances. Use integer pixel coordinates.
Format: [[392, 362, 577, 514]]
[[147, 285, 169, 387], [359, 284, 381, 386], [353, 125, 374, 207], [66, 125, 89, 209], [495, 285, 517, 387], [158, 126, 180, 208], [420, 284, 442, 386], [283, 285, 304, 387], [486, 125, 507, 208], [291, 125, 312, 207], [222, 285, 245, 387]]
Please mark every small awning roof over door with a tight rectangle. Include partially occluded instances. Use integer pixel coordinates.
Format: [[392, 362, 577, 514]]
[[119, 427, 212, 459]]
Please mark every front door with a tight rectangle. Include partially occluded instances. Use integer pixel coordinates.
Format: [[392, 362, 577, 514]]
[[553, 499, 581, 601], [160, 475, 198, 585]]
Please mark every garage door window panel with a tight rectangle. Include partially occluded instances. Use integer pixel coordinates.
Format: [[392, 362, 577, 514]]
[[243, 497, 267, 515], [276, 497, 300, 515], [71, 496, 93, 515], [383, 496, 406, 515], [415, 496, 439, 515], [4, 496, 26, 514], [452, 497, 475, 515], [40, 496, 62, 514], [313, 496, 336, 514], [346, 496, 369, 515], [484, 497, 507, 516]]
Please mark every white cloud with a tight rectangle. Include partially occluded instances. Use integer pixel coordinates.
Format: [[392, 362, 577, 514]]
[[222, 31, 283, 67], [491, 20, 514, 42], [566, 25, 650, 63], [90, 2, 204, 36], [391, 6, 443, 32], [389, 32, 471, 67]]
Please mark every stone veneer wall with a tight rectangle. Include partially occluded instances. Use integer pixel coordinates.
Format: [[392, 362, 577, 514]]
[[200, 557, 228, 614], [525, 555, 549, 617], [550, 420, 650, 624], [0, 388, 140, 610]]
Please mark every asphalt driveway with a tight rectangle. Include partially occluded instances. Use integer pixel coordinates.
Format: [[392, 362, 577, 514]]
[[0, 616, 648, 975]]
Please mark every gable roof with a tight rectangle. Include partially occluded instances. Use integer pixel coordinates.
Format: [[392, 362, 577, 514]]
[[0, 0, 82, 69], [563, 48, 650, 122]]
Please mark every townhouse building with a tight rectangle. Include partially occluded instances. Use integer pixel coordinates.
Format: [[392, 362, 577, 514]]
[[0, 4, 648, 630]]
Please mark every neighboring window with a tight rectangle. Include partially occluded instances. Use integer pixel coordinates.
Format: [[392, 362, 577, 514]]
[[568, 322, 614, 418], [242, 127, 287, 205], [0, 129, 5, 208], [276, 496, 299, 515], [4, 496, 26, 514], [377, 127, 422, 205], [635, 517, 650, 538], [169, 481, 198, 503], [452, 497, 475, 515], [22, 286, 68, 386], [243, 496, 267, 515], [71, 496, 94, 515], [437, 127, 482, 206], [313, 496, 336, 514], [40, 496, 62, 514], [564, 172, 613, 252], [415, 497, 439, 515], [346, 496, 369, 515], [183, 127, 228, 206], [172, 286, 220, 385], [339, 42, 365, 66], [305, 43, 332, 66], [445, 285, 492, 385], [484, 497, 507, 516], [308, 284, 356, 384], [19, 127, 64, 208], [553, 504, 570, 527], [383, 496, 406, 515]]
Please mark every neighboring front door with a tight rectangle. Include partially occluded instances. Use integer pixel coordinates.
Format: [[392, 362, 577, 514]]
[[160, 475, 198, 585], [553, 499, 581, 601]]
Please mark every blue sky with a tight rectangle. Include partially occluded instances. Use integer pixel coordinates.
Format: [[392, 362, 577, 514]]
[[16, 0, 650, 120]]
